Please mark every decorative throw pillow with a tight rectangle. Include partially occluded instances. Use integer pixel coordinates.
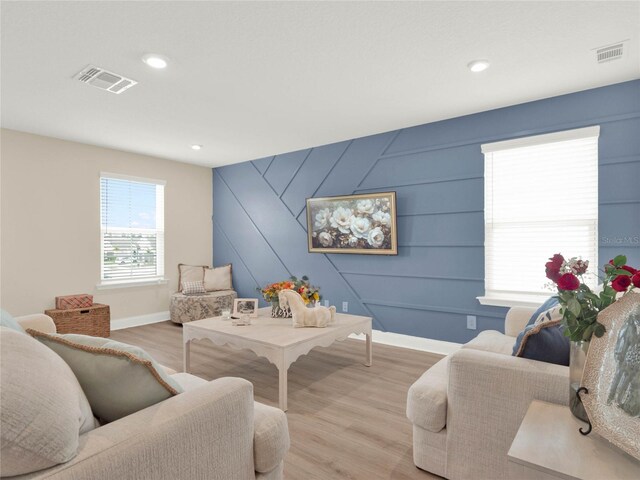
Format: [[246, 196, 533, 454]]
[[27, 330, 183, 423], [512, 297, 570, 366], [182, 280, 206, 295], [525, 296, 561, 328], [204, 264, 233, 291], [0, 328, 96, 477], [0, 308, 25, 333], [177, 264, 206, 292]]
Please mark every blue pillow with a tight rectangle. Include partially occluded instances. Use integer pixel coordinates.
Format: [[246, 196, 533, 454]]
[[1, 309, 25, 334], [526, 296, 560, 327], [512, 297, 569, 366]]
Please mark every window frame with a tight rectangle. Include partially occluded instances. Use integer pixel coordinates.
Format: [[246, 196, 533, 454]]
[[478, 126, 600, 308], [97, 172, 167, 289]]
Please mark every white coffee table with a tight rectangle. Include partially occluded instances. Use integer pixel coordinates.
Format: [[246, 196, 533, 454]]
[[182, 307, 372, 411]]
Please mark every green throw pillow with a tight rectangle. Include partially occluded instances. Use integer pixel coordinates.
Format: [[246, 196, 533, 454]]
[[27, 330, 183, 423]]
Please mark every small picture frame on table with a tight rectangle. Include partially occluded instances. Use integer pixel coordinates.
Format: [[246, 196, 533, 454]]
[[233, 298, 258, 317]]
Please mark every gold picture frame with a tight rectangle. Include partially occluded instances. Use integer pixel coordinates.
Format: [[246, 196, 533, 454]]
[[306, 191, 398, 255]]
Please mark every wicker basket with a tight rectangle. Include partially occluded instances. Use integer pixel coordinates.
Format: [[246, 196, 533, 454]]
[[44, 304, 110, 337]]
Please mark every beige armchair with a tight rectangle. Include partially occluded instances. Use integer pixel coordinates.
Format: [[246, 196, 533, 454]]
[[406, 307, 569, 480], [9, 314, 290, 480]]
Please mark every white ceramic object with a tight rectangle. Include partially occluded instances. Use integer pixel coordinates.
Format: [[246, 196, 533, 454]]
[[278, 289, 335, 328]]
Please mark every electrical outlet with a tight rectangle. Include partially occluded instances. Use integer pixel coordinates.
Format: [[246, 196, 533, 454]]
[[324, 300, 329, 307], [342, 301, 348, 313], [466, 315, 477, 330]]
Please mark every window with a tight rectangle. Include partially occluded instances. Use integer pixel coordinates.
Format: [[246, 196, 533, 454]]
[[479, 126, 599, 307], [100, 173, 165, 286]]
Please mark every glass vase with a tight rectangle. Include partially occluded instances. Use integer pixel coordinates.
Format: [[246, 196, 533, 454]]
[[569, 340, 590, 422]]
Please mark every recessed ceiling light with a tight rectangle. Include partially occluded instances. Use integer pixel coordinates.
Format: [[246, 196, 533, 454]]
[[467, 59, 490, 73], [191, 144, 202, 151], [142, 54, 168, 69]]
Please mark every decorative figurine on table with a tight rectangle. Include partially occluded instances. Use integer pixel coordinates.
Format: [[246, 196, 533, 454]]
[[278, 289, 335, 328]]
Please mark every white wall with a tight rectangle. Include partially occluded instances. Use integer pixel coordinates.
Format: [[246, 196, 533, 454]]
[[0, 129, 212, 324]]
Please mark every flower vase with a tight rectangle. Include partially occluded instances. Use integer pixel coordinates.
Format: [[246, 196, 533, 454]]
[[270, 301, 292, 318], [569, 340, 590, 422]]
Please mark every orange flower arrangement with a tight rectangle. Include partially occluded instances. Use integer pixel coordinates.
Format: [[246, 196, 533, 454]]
[[259, 276, 321, 306]]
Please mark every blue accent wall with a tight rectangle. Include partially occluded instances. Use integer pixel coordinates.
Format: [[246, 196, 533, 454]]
[[213, 80, 640, 343]]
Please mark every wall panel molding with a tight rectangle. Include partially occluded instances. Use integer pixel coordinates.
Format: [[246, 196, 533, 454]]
[[213, 80, 640, 343], [361, 299, 505, 320], [398, 209, 484, 217], [382, 111, 640, 160], [599, 155, 640, 166], [339, 270, 484, 282], [354, 174, 484, 192]]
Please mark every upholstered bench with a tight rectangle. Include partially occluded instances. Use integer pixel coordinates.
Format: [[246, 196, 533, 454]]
[[170, 290, 237, 324]]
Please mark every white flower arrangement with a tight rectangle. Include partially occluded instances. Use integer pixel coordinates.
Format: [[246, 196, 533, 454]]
[[309, 196, 394, 250]]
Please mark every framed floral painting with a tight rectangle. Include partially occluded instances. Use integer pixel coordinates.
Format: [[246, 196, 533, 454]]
[[306, 191, 397, 255]]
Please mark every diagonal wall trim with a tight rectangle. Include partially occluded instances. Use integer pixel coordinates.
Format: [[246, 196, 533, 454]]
[[280, 149, 313, 201], [380, 128, 405, 156], [323, 254, 385, 331], [296, 212, 307, 231], [283, 141, 351, 218], [216, 170, 292, 277], [356, 129, 403, 189], [299, 140, 354, 216], [261, 155, 277, 178], [258, 162, 281, 198], [251, 156, 275, 176], [213, 217, 261, 288], [216, 162, 385, 330]]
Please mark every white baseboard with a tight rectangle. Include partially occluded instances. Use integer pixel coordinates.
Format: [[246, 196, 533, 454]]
[[349, 330, 461, 356], [111, 311, 170, 331]]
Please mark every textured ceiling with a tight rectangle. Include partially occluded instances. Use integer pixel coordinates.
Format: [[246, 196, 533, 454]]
[[1, 1, 639, 167]]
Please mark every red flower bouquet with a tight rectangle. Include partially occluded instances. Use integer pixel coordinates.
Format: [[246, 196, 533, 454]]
[[546, 254, 637, 341]]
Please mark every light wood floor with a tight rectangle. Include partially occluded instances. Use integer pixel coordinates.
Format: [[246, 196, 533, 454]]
[[111, 321, 443, 480]]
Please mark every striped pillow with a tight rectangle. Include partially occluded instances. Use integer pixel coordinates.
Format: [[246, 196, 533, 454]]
[[182, 281, 206, 295]]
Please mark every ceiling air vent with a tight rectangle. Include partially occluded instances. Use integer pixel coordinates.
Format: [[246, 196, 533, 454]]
[[74, 65, 137, 94], [596, 43, 624, 63]]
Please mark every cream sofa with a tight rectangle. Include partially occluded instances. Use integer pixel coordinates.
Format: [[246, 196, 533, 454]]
[[406, 306, 569, 480], [7, 314, 290, 480]]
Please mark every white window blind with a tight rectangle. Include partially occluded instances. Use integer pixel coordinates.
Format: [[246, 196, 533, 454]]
[[100, 174, 165, 283], [481, 126, 599, 306]]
